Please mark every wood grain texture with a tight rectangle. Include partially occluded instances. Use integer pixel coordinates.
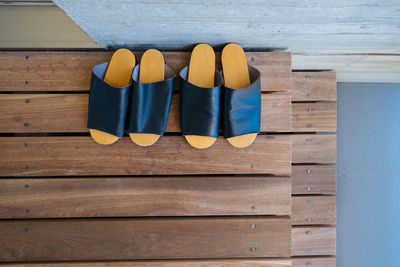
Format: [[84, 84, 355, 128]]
[[0, 93, 291, 133], [0, 135, 291, 176], [291, 103, 336, 132], [292, 257, 336, 267], [0, 177, 291, 218], [291, 72, 336, 101], [2, 259, 292, 267], [292, 165, 336, 195], [0, 217, 291, 261], [292, 196, 336, 225], [0, 51, 291, 92], [291, 227, 336, 256], [292, 134, 336, 163], [293, 54, 400, 83]]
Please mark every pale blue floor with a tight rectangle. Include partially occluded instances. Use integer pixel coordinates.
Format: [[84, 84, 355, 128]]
[[337, 83, 400, 267]]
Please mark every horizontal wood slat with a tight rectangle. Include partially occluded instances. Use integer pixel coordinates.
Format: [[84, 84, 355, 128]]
[[292, 103, 336, 132], [0, 177, 291, 218], [291, 227, 336, 256], [0, 51, 291, 92], [0, 217, 291, 261], [292, 134, 336, 163], [292, 165, 336, 195], [291, 72, 336, 101], [292, 196, 336, 225], [0, 93, 291, 133], [3, 259, 292, 267], [292, 257, 336, 267], [0, 135, 291, 176]]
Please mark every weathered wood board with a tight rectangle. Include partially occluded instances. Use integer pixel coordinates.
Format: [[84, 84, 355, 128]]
[[292, 196, 336, 225], [0, 93, 291, 133], [0, 51, 291, 92], [2, 259, 292, 267], [291, 227, 336, 256], [0, 218, 291, 261], [0, 135, 291, 176], [0, 177, 291, 218], [0, 50, 337, 264], [292, 102, 337, 132], [292, 134, 337, 163], [292, 165, 336, 195]]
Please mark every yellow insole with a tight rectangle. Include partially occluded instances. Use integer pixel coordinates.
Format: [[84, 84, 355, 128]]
[[222, 43, 257, 148], [129, 49, 164, 146], [90, 48, 135, 145], [185, 43, 217, 149]]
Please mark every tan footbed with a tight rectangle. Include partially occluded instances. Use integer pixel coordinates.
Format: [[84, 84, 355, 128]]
[[90, 48, 135, 145], [129, 49, 164, 146], [185, 43, 217, 149], [221, 43, 257, 148]]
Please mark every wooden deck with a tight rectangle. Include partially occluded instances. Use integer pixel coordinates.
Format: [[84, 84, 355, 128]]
[[0, 51, 336, 266]]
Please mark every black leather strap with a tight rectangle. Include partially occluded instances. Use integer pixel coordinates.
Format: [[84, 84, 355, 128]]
[[179, 66, 223, 138], [127, 64, 175, 135], [222, 65, 261, 138], [87, 62, 131, 138]]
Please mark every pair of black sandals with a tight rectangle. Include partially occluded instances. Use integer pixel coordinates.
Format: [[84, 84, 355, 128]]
[[87, 43, 260, 149]]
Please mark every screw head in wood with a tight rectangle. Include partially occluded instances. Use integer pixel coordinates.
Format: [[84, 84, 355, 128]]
[[307, 218, 311, 222], [308, 107, 312, 112], [24, 55, 29, 60], [250, 247, 256, 252], [307, 138, 311, 142], [306, 169, 311, 174], [306, 231, 311, 235], [307, 123, 312, 128], [306, 186, 311, 191], [251, 224, 256, 229]]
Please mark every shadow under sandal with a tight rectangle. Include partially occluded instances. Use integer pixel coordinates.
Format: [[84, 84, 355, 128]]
[[180, 66, 223, 148], [127, 63, 175, 145], [222, 65, 261, 148], [87, 52, 134, 145]]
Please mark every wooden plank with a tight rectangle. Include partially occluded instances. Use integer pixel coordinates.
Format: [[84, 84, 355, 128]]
[[291, 72, 336, 101], [292, 257, 336, 267], [3, 259, 292, 266], [293, 54, 400, 83], [0, 51, 291, 92], [0, 177, 291, 218], [0, 217, 291, 261], [292, 134, 336, 163], [0, 135, 291, 176], [292, 165, 336, 195], [0, 93, 291, 133], [291, 227, 336, 256], [292, 103, 336, 132], [292, 196, 336, 225]]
